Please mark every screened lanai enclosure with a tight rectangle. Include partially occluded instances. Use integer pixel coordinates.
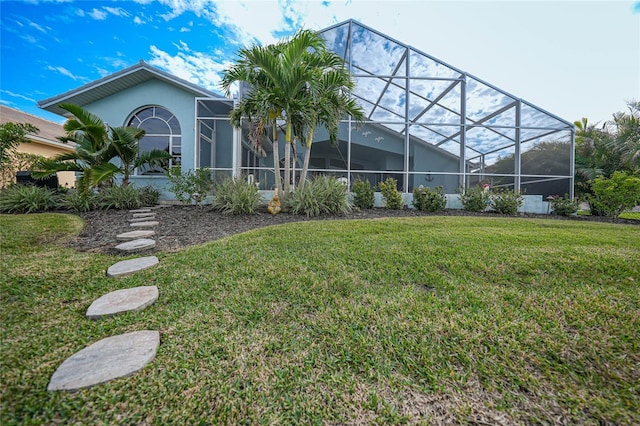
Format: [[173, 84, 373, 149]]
[[196, 20, 574, 198]]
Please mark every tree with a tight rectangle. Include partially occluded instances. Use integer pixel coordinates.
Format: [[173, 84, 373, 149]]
[[605, 100, 640, 172], [32, 103, 170, 193], [297, 50, 364, 188], [221, 29, 363, 194], [0, 122, 39, 171]]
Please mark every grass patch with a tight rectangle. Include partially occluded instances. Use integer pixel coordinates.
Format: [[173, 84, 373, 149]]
[[619, 211, 640, 220], [1, 214, 639, 424]]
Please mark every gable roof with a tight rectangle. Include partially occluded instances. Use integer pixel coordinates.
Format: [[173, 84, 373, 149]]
[[0, 105, 74, 151], [38, 60, 223, 117]]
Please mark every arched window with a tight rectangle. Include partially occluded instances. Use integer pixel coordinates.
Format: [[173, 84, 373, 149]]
[[128, 106, 181, 174]]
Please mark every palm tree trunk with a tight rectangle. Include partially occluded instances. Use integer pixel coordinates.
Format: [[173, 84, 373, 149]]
[[272, 121, 282, 192], [299, 130, 314, 188], [284, 121, 292, 194]]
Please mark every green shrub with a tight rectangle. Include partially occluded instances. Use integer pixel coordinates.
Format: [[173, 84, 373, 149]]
[[549, 194, 578, 216], [166, 167, 212, 206], [97, 186, 141, 210], [138, 185, 161, 206], [378, 177, 404, 210], [412, 185, 446, 212], [459, 186, 491, 212], [57, 190, 97, 212], [287, 175, 351, 217], [212, 177, 262, 215], [589, 171, 640, 217], [351, 178, 375, 209], [490, 189, 523, 215], [0, 184, 55, 213]]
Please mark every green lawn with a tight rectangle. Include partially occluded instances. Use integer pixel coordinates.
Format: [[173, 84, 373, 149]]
[[1, 213, 639, 424]]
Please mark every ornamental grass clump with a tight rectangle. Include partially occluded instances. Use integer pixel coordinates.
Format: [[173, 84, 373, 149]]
[[287, 175, 351, 217], [379, 177, 403, 210], [212, 177, 262, 215], [57, 190, 98, 212], [97, 185, 142, 210], [412, 185, 446, 212], [351, 178, 375, 209], [0, 184, 55, 213], [490, 189, 523, 215], [138, 185, 161, 206], [459, 185, 491, 212]]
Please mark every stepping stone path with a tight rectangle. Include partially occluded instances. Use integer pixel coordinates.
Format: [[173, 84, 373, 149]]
[[115, 238, 156, 252], [86, 285, 159, 318], [47, 330, 160, 391], [132, 212, 156, 218], [117, 230, 155, 241], [107, 256, 160, 277], [49, 207, 165, 392], [129, 216, 156, 223], [130, 221, 159, 228]]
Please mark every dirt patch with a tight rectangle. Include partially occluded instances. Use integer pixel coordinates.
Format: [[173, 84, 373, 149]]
[[66, 205, 639, 254]]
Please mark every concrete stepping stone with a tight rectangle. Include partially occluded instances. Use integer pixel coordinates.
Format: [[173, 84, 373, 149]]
[[129, 216, 156, 223], [130, 221, 159, 228], [86, 286, 159, 319], [107, 256, 159, 277], [115, 238, 156, 252], [116, 230, 155, 241], [132, 212, 156, 218], [129, 208, 151, 213], [48, 330, 160, 391]]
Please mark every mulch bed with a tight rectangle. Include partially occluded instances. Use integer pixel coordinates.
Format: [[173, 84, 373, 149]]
[[67, 205, 639, 254]]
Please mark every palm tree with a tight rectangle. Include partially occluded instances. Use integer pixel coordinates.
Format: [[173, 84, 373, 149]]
[[606, 100, 640, 172], [297, 50, 364, 188], [222, 29, 343, 194], [32, 103, 170, 193]]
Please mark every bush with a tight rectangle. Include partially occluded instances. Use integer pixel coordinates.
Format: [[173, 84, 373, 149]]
[[490, 189, 523, 215], [138, 185, 161, 206], [351, 178, 375, 209], [549, 194, 578, 216], [166, 167, 212, 206], [0, 184, 55, 213], [212, 177, 262, 215], [459, 186, 491, 212], [58, 190, 98, 212], [97, 186, 141, 210], [378, 177, 404, 210], [412, 185, 446, 212], [589, 172, 640, 217], [287, 175, 351, 217]]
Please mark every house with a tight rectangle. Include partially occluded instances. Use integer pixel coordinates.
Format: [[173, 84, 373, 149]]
[[0, 105, 76, 188], [38, 20, 574, 210]]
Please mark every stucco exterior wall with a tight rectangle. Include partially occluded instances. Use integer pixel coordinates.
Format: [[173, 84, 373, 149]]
[[83, 79, 199, 190], [15, 142, 76, 188]]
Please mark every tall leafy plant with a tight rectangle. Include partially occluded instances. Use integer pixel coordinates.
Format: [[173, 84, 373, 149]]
[[31, 103, 169, 193]]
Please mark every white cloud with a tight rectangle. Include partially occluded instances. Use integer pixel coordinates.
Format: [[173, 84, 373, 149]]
[[134, 16, 145, 24], [46, 65, 87, 81], [103, 7, 130, 18], [88, 8, 108, 20], [28, 20, 47, 33], [148, 43, 233, 93], [1, 90, 37, 103]]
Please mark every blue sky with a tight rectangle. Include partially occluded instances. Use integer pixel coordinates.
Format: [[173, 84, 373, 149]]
[[1, 0, 638, 126]]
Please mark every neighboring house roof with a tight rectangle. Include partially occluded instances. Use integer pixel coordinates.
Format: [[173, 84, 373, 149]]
[[38, 60, 224, 117], [0, 105, 74, 151]]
